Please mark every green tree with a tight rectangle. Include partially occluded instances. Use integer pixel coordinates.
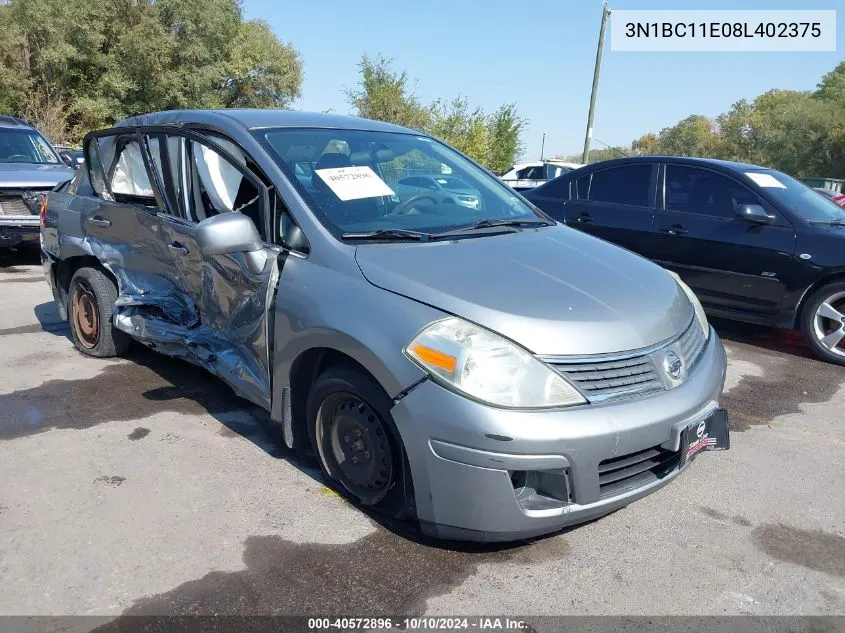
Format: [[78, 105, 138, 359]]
[[631, 132, 659, 156], [486, 104, 525, 174], [752, 90, 844, 177], [653, 114, 719, 157], [221, 20, 302, 108], [344, 55, 430, 131], [715, 99, 761, 164], [0, 0, 303, 143], [346, 55, 526, 170], [622, 63, 845, 179], [429, 97, 488, 164], [816, 61, 845, 106]]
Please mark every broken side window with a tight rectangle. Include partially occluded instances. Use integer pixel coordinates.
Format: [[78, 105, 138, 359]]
[[110, 140, 157, 207], [86, 137, 110, 200], [187, 139, 265, 240], [145, 135, 188, 220]]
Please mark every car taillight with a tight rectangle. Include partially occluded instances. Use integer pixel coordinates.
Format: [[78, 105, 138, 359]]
[[39, 195, 48, 228]]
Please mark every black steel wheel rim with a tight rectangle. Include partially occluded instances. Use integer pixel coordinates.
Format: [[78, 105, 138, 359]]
[[317, 393, 394, 505]]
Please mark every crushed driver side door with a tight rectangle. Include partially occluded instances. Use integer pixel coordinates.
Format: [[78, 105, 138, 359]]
[[140, 127, 281, 410], [79, 129, 198, 336]]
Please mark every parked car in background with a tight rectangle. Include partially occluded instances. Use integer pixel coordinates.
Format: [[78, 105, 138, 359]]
[[500, 160, 581, 191], [524, 156, 845, 365], [814, 187, 845, 208], [393, 175, 481, 209], [0, 115, 75, 249], [54, 145, 85, 170], [41, 109, 728, 542]]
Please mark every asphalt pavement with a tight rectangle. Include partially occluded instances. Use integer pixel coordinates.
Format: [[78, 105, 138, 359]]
[[0, 249, 843, 624]]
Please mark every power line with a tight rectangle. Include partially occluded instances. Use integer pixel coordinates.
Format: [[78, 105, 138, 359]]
[[592, 137, 631, 158]]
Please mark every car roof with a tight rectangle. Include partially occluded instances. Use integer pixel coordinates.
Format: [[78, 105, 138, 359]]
[[0, 115, 36, 131], [574, 155, 769, 173], [117, 109, 418, 135]]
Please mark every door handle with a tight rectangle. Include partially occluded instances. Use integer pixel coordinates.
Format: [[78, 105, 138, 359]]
[[168, 242, 189, 255], [575, 213, 594, 224], [660, 225, 688, 236], [86, 217, 111, 228]]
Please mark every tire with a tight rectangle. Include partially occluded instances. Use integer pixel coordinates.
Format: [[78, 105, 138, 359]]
[[67, 267, 130, 358], [800, 280, 845, 366], [306, 365, 414, 520]]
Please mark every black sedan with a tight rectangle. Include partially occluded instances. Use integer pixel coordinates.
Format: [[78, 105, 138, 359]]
[[524, 156, 845, 365]]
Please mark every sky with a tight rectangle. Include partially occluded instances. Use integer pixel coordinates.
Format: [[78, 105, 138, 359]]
[[242, 0, 843, 162]]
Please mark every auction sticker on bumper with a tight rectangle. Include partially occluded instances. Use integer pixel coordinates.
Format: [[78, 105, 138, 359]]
[[682, 409, 730, 465]]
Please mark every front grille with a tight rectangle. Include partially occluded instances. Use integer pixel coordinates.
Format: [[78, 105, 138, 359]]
[[0, 196, 31, 216], [553, 355, 662, 402], [546, 317, 709, 403], [0, 188, 50, 216], [677, 318, 707, 371], [598, 445, 680, 499]]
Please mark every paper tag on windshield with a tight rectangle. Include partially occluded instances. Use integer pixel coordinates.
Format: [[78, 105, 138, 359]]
[[315, 166, 395, 201], [745, 172, 786, 189]]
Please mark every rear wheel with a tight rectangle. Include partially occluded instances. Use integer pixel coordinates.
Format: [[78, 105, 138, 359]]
[[800, 280, 845, 366], [68, 267, 130, 358], [307, 365, 413, 518]]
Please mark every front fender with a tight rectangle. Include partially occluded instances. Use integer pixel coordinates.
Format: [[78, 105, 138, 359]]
[[270, 256, 444, 422]]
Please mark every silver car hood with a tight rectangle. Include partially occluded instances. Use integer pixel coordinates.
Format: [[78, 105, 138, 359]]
[[0, 163, 75, 188], [354, 226, 693, 356]]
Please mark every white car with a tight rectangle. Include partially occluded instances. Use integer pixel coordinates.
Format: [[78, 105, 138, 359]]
[[500, 161, 582, 191]]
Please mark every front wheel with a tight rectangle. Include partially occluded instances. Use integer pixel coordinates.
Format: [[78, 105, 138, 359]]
[[306, 365, 413, 518], [800, 280, 845, 366]]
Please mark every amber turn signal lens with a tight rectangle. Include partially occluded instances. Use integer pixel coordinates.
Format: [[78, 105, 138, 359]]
[[410, 343, 457, 373]]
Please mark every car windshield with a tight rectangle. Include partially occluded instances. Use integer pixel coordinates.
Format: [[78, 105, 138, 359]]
[[0, 129, 59, 164], [748, 170, 845, 223], [258, 128, 544, 237]]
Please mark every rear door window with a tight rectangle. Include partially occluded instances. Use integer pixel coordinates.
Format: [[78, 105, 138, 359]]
[[587, 165, 653, 207], [110, 140, 156, 204], [85, 132, 159, 209]]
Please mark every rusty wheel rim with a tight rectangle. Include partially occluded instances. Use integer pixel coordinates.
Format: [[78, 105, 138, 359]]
[[71, 282, 99, 349]]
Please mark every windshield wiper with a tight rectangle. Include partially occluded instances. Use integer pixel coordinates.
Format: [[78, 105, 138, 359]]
[[433, 218, 552, 238], [809, 218, 845, 226], [342, 228, 432, 241]]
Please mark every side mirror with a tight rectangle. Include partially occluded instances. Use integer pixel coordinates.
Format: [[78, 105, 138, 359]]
[[59, 151, 76, 169], [196, 213, 262, 256], [736, 204, 772, 225]]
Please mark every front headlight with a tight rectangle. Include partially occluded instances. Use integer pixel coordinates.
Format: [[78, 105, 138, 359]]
[[666, 270, 709, 337], [404, 317, 586, 409]]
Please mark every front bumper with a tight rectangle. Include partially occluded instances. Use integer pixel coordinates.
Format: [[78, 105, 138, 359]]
[[390, 331, 727, 542]]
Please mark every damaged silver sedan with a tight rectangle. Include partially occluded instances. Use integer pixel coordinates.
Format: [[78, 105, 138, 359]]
[[41, 110, 729, 542]]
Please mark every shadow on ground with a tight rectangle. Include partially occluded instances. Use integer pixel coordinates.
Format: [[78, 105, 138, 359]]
[[0, 244, 41, 271], [1, 344, 275, 451], [712, 318, 814, 360]]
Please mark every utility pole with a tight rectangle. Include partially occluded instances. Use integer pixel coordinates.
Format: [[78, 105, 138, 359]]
[[582, 2, 611, 165], [540, 133, 545, 161]]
